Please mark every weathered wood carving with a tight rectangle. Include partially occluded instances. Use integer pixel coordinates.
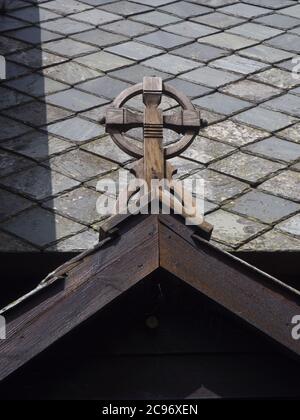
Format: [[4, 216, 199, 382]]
[[100, 77, 213, 239]]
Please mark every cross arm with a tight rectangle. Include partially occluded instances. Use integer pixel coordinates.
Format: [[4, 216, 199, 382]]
[[101, 108, 143, 132], [164, 110, 207, 133], [101, 108, 207, 134]]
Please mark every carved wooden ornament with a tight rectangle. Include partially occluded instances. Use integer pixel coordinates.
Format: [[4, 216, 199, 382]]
[[101, 77, 212, 239]]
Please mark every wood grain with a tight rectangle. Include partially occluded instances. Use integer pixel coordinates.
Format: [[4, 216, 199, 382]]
[[0, 216, 159, 382]]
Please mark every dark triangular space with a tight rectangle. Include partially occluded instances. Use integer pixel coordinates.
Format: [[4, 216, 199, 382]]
[[1, 268, 299, 400]]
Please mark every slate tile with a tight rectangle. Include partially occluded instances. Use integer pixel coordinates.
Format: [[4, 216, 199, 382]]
[[280, 4, 300, 18], [47, 229, 98, 252], [73, 9, 121, 26], [101, 20, 154, 37], [0, 0, 27, 10], [71, 28, 128, 47], [173, 42, 228, 63], [8, 48, 67, 69], [81, 135, 132, 164], [40, 17, 93, 35], [41, 0, 92, 15], [250, 68, 300, 89], [291, 87, 300, 96], [0, 188, 33, 222], [239, 229, 300, 251], [276, 213, 300, 237], [200, 33, 257, 50], [43, 187, 104, 225], [69, 0, 113, 4], [3, 101, 72, 127], [132, 0, 175, 5], [46, 88, 108, 112], [106, 41, 162, 60], [259, 170, 300, 202], [75, 51, 133, 72], [192, 12, 245, 29], [0, 16, 29, 32], [254, 13, 300, 29], [245, 0, 295, 9], [220, 80, 283, 103], [266, 33, 300, 54], [0, 86, 31, 111], [77, 76, 131, 100], [109, 64, 171, 83], [4, 74, 68, 97], [137, 30, 191, 50], [225, 190, 299, 223], [185, 169, 248, 203], [0, 231, 37, 252], [81, 104, 116, 125], [0, 115, 32, 141], [205, 209, 266, 247], [180, 66, 241, 88], [1, 207, 84, 248], [85, 167, 135, 194], [181, 136, 235, 164], [192, 109, 225, 125], [7, 27, 62, 45], [166, 78, 212, 98], [289, 26, 300, 36], [211, 55, 268, 74], [131, 10, 181, 26], [45, 116, 105, 142], [99, 0, 152, 16], [8, 6, 60, 23], [1, 131, 73, 161], [290, 88, 300, 96], [238, 44, 293, 63], [277, 123, 300, 143], [292, 162, 300, 171], [168, 157, 203, 179], [220, 3, 270, 18], [279, 58, 300, 72], [161, 1, 212, 18], [143, 54, 200, 75], [0, 164, 80, 200], [227, 22, 283, 40], [202, 201, 220, 215], [210, 151, 285, 184], [202, 120, 269, 146], [41, 61, 103, 85], [194, 0, 239, 6], [46, 149, 118, 181], [164, 21, 218, 39], [244, 136, 300, 163], [0, 35, 29, 56], [169, 177, 219, 214], [262, 94, 300, 118], [0, 149, 34, 178], [234, 107, 297, 131], [193, 93, 252, 115], [43, 38, 98, 58], [2, 62, 30, 81]]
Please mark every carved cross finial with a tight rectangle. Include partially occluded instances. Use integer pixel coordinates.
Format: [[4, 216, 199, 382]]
[[100, 77, 213, 240]]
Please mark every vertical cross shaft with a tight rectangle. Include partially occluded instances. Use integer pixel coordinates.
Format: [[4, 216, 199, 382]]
[[143, 77, 164, 187]]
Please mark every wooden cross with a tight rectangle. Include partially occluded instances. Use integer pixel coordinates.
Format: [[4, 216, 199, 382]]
[[100, 76, 213, 239]]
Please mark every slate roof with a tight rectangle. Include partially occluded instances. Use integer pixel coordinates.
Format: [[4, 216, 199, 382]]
[[0, 0, 300, 252]]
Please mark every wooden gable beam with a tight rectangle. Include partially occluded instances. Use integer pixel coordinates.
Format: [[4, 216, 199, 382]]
[[0, 215, 159, 382], [0, 213, 299, 383], [158, 215, 300, 357]]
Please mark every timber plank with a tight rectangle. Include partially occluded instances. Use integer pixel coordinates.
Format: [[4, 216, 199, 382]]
[[0, 216, 159, 382], [159, 216, 300, 357]]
